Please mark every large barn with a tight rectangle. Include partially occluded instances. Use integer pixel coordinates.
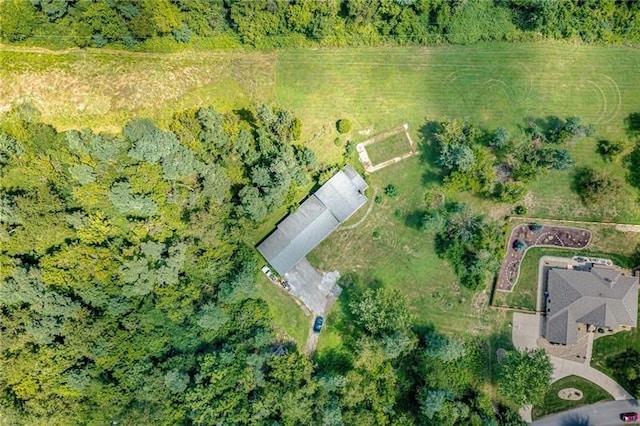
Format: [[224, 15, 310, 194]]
[[257, 165, 368, 275]]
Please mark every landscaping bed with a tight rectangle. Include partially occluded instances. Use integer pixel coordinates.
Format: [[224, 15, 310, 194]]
[[496, 223, 591, 292]]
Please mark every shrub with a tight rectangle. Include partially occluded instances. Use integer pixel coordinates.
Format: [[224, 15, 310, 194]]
[[494, 182, 526, 203], [529, 223, 543, 232], [573, 166, 623, 205], [334, 137, 342, 146], [513, 239, 527, 252], [344, 140, 355, 156], [374, 195, 382, 204], [336, 119, 353, 134], [384, 184, 398, 197], [490, 127, 510, 150], [514, 205, 527, 215], [596, 139, 626, 161], [372, 230, 380, 238]]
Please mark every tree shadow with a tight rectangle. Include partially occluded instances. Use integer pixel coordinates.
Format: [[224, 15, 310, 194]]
[[559, 413, 590, 426], [404, 209, 426, 231], [417, 120, 444, 186], [524, 115, 566, 141], [233, 108, 255, 125], [313, 346, 353, 374], [486, 328, 515, 382]]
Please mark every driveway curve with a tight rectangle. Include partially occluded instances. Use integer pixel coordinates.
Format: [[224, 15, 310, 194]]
[[550, 355, 633, 400]]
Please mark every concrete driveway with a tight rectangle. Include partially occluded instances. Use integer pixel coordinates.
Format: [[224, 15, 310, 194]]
[[284, 259, 340, 315], [512, 312, 544, 350]]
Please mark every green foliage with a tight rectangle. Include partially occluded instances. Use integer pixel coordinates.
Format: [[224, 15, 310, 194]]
[[514, 205, 527, 215], [336, 119, 353, 134], [435, 208, 503, 290], [108, 181, 158, 217], [348, 287, 412, 337], [445, 0, 517, 44], [624, 141, 640, 189], [626, 112, 640, 136], [573, 166, 623, 206], [596, 139, 626, 161], [493, 181, 526, 203], [490, 127, 510, 150], [0, 0, 39, 42], [499, 348, 552, 407], [4, 0, 640, 49], [0, 107, 324, 424], [384, 184, 398, 197]]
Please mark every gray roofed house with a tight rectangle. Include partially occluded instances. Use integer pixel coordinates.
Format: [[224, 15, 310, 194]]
[[257, 165, 368, 275], [546, 266, 639, 345]]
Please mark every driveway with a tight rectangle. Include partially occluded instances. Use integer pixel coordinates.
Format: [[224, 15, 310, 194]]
[[512, 312, 544, 350], [284, 258, 340, 315], [511, 312, 633, 423], [532, 399, 640, 426], [550, 355, 633, 401]]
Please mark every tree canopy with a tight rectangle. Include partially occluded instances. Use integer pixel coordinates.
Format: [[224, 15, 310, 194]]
[[2, 0, 640, 49], [498, 348, 552, 407]]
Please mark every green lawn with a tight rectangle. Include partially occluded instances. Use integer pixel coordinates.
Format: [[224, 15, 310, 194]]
[[255, 274, 310, 348], [592, 326, 640, 381], [365, 131, 413, 165], [276, 42, 640, 223], [532, 375, 613, 420]]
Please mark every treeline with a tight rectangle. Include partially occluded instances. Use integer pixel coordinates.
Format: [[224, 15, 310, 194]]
[[0, 103, 318, 423], [2, 0, 640, 49]]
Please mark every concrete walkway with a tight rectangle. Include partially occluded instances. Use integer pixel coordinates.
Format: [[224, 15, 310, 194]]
[[550, 355, 633, 400], [512, 312, 633, 423]]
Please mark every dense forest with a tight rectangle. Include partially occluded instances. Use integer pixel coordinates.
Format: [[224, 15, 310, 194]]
[[1, 0, 640, 49], [0, 103, 537, 424]]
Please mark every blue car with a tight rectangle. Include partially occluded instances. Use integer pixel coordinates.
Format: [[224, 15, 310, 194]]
[[313, 316, 324, 333]]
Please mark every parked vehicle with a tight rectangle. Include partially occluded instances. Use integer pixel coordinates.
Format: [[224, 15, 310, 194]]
[[313, 316, 324, 333], [621, 412, 639, 422]]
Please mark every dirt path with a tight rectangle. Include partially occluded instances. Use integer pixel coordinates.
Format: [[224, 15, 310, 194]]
[[338, 186, 377, 231], [304, 327, 319, 355]]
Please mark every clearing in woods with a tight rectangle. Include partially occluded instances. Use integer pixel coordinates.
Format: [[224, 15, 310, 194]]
[[4, 42, 640, 343]]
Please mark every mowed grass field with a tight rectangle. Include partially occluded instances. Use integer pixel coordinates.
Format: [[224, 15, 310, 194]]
[[0, 46, 276, 132], [277, 43, 640, 223], [3, 42, 640, 343]]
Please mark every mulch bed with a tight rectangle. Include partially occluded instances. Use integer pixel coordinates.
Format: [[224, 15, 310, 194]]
[[496, 223, 592, 292]]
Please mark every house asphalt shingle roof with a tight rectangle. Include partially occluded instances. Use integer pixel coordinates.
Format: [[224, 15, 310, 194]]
[[546, 266, 638, 345], [257, 165, 368, 275]]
